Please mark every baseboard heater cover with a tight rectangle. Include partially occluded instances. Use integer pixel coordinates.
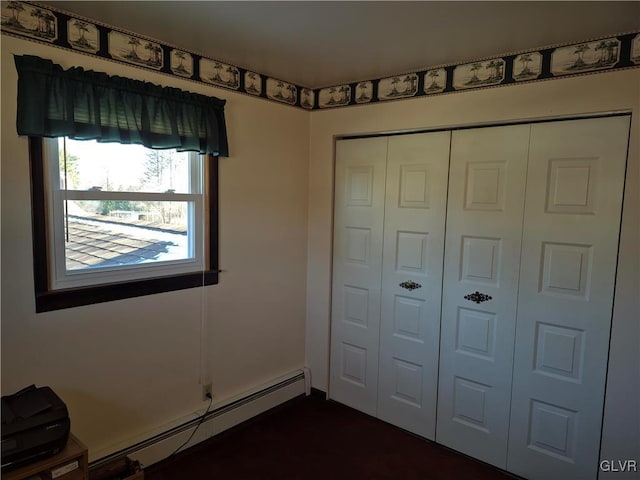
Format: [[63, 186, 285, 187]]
[[89, 370, 306, 471]]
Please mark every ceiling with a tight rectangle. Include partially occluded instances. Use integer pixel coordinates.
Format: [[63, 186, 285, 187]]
[[41, 1, 640, 88]]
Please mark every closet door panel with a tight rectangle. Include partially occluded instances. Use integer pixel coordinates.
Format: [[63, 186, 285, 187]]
[[377, 131, 451, 439], [437, 125, 531, 468], [330, 137, 388, 416], [507, 116, 630, 480]]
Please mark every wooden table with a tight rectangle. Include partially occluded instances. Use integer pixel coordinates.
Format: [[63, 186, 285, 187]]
[[3, 434, 88, 480]]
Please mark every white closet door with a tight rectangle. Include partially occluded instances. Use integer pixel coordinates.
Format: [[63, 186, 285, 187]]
[[377, 132, 451, 439], [437, 125, 531, 468], [330, 137, 388, 416], [507, 116, 630, 480]]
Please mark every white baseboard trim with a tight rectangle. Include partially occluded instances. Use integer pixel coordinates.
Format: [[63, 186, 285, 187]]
[[90, 369, 307, 471]]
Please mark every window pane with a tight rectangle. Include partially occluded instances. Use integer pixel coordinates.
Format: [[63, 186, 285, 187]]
[[59, 138, 193, 193], [64, 200, 192, 271]]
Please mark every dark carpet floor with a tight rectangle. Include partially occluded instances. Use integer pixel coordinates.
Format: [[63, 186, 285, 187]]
[[145, 394, 516, 480]]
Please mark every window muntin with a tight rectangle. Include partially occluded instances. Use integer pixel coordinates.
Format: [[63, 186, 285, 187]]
[[45, 138, 205, 289]]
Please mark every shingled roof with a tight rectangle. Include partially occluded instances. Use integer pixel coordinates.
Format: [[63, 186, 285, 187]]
[[65, 216, 186, 270]]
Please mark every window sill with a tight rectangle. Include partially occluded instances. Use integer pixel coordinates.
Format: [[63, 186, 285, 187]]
[[35, 270, 218, 313]]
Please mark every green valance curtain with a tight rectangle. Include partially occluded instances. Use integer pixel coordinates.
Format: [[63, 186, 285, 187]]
[[14, 55, 229, 156]]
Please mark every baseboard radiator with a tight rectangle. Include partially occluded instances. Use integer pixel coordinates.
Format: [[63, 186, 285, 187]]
[[89, 369, 308, 471]]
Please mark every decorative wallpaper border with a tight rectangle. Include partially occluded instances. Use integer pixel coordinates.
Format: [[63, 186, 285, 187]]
[[2, 1, 639, 111]]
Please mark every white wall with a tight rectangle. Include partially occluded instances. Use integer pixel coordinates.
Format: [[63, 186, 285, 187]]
[[1, 35, 309, 459], [305, 69, 640, 477]]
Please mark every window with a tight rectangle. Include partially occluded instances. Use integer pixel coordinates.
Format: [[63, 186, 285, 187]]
[[30, 137, 219, 312], [47, 137, 204, 288], [15, 55, 227, 311]]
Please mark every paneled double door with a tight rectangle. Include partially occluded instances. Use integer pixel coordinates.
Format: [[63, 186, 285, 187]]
[[329, 116, 630, 480]]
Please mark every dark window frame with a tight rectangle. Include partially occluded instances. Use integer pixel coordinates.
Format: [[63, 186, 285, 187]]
[[29, 137, 219, 313]]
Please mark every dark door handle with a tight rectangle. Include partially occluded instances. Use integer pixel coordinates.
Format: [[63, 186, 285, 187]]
[[464, 291, 492, 303], [399, 281, 422, 291]]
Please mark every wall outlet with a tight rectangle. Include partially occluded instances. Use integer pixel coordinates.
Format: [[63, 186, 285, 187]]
[[202, 383, 213, 401]]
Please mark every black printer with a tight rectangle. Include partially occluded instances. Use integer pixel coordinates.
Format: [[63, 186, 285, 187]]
[[1, 385, 70, 471]]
